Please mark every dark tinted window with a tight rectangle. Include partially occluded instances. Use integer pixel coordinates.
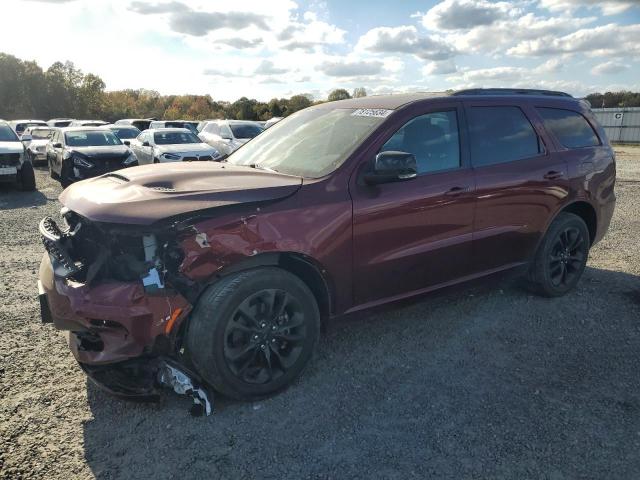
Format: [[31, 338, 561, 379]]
[[468, 106, 543, 167], [0, 125, 19, 141], [230, 123, 264, 139], [154, 131, 200, 145], [111, 127, 141, 139], [380, 110, 460, 174], [537, 107, 599, 148], [65, 131, 122, 147]]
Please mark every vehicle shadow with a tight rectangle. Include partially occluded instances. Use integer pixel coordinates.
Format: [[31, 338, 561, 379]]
[[81, 266, 640, 479], [0, 166, 51, 209]]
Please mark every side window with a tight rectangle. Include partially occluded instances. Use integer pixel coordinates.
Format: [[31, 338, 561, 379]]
[[468, 106, 543, 167], [220, 124, 233, 139], [536, 107, 599, 148], [380, 110, 460, 175], [205, 123, 220, 135]]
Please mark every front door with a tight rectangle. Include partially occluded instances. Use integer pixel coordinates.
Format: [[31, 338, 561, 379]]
[[351, 103, 476, 307]]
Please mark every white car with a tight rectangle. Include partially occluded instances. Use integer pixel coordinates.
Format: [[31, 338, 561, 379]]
[[68, 120, 108, 127], [0, 120, 36, 190], [264, 117, 283, 129], [129, 128, 221, 164], [22, 126, 53, 165], [198, 120, 264, 157], [8, 119, 48, 138]]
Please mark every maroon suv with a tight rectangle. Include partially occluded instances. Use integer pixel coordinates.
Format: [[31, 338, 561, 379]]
[[38, 89, 616, 405]]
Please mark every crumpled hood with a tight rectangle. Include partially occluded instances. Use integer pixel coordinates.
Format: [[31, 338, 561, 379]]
[[59, 162, 302, 225], [68, 145, 130, 160], [0, 141, 23, 154]]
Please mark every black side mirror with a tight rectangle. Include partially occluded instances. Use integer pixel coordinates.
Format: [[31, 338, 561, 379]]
[[142, 141, 150, 147], [53, 142, 62, 149], [123, 140, 131, 146], [364, 151, 418, 185]]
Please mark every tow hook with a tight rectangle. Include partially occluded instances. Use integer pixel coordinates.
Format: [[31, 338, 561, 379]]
[[157, 360, 213, 417]]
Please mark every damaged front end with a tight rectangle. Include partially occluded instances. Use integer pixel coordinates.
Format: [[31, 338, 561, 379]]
[[38, 209, 213, 414]]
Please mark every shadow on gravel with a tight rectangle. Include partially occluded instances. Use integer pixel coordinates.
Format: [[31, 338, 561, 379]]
[[0, 184, 48, 209], [81, 266, 640, 480]]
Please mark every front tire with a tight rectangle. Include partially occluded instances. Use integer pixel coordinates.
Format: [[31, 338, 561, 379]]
[[60, 160, 73, 188], [527, 212, 590, 297], [19, 161, 36, 191], [186, 268, 320, 400]]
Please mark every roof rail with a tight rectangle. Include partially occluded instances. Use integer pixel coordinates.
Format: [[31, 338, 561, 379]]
[[452, 88, 572, 98]]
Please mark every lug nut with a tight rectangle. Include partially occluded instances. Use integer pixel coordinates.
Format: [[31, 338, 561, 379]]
[[260, 344, 266, 350], [261, 323, 266, 328], [253, 334, 259, 340]]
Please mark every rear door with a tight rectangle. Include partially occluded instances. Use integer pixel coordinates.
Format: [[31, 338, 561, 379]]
[[351, 101, 476, 306], [464, 101, 568, 273]]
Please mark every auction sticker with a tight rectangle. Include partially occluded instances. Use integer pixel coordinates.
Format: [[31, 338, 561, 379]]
[[351, 108, 393, 118]]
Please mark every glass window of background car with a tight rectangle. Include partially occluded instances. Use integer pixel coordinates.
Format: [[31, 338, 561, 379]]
[[536, 107, 600, 149], [154, 131, 199, 145], [31, 128, 52, 139], [0, 125, 19, 141], [230, 123, 263, 139], [380, 111, 460, 175], [468, 106, 543, 167], [113, 127, 140, 139], [64, 131, 121, 147], [228, 108, 386, 178], [220, 124, 233, 138], [204, 123, 220, 135]]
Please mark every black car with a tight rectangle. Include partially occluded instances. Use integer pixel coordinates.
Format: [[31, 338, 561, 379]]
[[46, 127, 138, 187]]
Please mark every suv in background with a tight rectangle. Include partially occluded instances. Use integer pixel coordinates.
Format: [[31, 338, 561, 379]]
[[198, 119, 264, 156], [38, 89, 615, 405], [47, 118, 74, 128], [149, 120, 199, 134], [9, 119, 48, 138], [129, 128, 220, 164], [46, 126, 137, 187], [0, 120, 36, 190], [114, 118, 155, 131]]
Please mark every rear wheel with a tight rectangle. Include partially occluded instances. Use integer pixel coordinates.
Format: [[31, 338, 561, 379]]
[[186, 268, 320, 400], [527, 212, 590, 297], [19, 161, 36, 191]]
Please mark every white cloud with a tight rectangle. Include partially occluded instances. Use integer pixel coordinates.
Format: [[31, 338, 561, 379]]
[[591, 60, 630, 75], [356, 25, 456, 60], [317, 59, 385, 77], [539, 0, 635, 15], [448, 66, 527, 84], [422, 0, 516, 30], [422, 60, 458, 75]]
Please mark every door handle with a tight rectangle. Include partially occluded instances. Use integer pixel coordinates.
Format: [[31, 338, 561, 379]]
[[543, 170, 564, 180], [444, 186, 469, 196]]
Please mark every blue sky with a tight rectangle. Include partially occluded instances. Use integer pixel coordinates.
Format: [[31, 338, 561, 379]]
[[3, 0, 640, 100]]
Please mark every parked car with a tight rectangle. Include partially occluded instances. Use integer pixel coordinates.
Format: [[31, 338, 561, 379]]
[[114, 118, 155, 131], [149, 120, 199, 134], [8, 119, 48, 138], [196, 119, 219, 132], [264, 117, 283, 129], [47, 118, 74, 128], [22, 126, 53, 165], [46, 126, 137, 187], [68, 120, 109, 127], [38, 89, 615, 405], [198, 119, 264, 156], [129, 128, 220, 164], [107, 125, 141, 144], [0, 120, 35, 190]]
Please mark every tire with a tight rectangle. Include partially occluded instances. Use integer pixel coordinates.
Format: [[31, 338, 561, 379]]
[[60, 160, 73, 188], [527, 212, 590, 297], [19, 161, 36, 191], [186, 267, 321, 400], [48, 157, 59, 180], [153, 157, 159, 164]]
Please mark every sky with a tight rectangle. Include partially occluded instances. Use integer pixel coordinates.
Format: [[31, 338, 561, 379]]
[[3, 0, 639, 101]]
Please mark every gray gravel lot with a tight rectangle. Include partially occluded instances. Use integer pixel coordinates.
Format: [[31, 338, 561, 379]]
[[1, 148, 639, 479]]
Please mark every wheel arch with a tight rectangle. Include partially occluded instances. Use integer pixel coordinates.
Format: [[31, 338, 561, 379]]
[[557, 200, 597, 245]]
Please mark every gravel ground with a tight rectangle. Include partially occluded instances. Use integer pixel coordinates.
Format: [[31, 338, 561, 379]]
[[1, 148, 639, 479]]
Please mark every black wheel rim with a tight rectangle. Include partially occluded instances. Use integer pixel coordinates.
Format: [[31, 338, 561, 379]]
[[223, 289, 306, 385], [548, 226, 586, 287]]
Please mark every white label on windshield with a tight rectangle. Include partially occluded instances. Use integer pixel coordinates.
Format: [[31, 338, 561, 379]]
[[351, 108, 393, 118]]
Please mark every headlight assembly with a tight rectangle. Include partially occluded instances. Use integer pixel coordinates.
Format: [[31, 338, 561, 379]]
[[162, 153, 181, 161], [73, 156, 94, 168]]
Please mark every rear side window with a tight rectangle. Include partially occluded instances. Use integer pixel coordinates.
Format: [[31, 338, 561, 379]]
[[468, 106, 543, 167], [537, 107, 599, 148]]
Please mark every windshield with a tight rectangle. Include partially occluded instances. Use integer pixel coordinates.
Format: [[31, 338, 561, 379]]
[[228, 108, 387, 178], [112, 127, 141, 139], [30, 128, 52, 140], [17, 122, 46, 133], [154, 131, 200, 145], [165, 122, 197, 133], [230, 123, 263, 139], [0, 125, 19, 142], [65, 130, 122, 147]]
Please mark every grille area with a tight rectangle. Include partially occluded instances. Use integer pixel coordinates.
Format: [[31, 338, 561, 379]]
[[0, 153, 20, 166]]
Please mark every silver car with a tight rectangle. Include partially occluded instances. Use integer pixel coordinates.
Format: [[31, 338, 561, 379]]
[[22, 126, 53, 165], [129, 128, 221, 164], [0, 120, 36, 190], [198, 120, 264, 156], [8, 119, 48, 138]]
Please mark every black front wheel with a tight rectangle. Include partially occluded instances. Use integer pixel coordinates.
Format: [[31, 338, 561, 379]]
[[60, 160, 73, 188], [186, 268, 320, 400], [19, 161, 36, 191], [527, 212, 590, 297]]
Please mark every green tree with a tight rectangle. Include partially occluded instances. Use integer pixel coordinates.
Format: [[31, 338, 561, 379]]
[[327, 88, 351, 102], [352, 87, 367, 98], [287, 95, 312, 114]]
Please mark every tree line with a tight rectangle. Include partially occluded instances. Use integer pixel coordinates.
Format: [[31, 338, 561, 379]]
[[2, 52, 639, 122]]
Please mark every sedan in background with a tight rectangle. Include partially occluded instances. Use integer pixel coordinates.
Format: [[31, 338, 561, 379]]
[[198, 119, 264, 156], [46, 127, 137, 187], [22, 126, 53, 165], [8, 119, 48, 138], [129, 128, 221, 164], [107, 125, 141, 144], [68, 120, 109, 127], [148, 120, 199, 134]]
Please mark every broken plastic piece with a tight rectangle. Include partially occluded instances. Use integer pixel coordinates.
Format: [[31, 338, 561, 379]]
[[195, 231, 210, 248], [142, 267, 164, 291], [157, 360, 213, 416]]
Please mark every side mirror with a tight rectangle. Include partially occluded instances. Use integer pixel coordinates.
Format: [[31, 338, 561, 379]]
[[364, 151, 418, 185], [53, 142, 63, 149], [21, 134, 32, 142], [142, 141, 150, 147], [123, 140, 131, 146]]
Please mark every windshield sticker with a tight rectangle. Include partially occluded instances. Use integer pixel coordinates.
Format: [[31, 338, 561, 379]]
[[351, 108, 393, 118]]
